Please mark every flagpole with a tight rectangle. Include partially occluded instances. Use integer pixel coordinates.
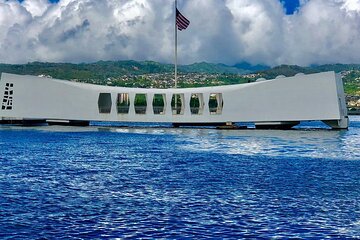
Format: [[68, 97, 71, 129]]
[[174, 0, 178, 89]]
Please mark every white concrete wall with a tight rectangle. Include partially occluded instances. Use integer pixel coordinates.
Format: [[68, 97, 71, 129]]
[[0, 71, 347, 126]]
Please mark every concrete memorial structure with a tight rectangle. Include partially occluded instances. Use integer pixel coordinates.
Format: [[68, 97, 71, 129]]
[[0, 71, 349, 129]]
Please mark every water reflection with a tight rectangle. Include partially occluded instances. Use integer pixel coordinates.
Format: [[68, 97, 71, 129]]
[[178, 128, 359, 160], [1, 117, 359, 160]]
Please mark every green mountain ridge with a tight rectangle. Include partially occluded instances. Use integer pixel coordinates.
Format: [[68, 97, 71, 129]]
[[2, 60, 360, 78], [0, 60, 259, 78]]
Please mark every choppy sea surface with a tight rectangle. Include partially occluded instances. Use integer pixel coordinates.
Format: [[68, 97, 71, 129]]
[[0, 116, 360, 239]]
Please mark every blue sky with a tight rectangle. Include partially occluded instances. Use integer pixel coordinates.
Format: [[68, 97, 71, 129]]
[[1, 0, 360, 66], [281, 0, 300, 14]]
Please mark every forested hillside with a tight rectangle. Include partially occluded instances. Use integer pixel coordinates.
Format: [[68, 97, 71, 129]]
[[0, 61, 359, 95]]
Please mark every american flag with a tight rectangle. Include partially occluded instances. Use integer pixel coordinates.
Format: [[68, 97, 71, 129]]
[[176, 8, 190, 31]]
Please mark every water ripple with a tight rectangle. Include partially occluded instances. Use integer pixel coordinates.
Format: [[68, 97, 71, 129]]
[[0, 117, 360, 238]]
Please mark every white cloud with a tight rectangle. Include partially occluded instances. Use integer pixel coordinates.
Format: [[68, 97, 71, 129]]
[[22, 0, 50, 17], [282, 0, 360, 65], [0, 0, 360, 66], [342, 0, 360, 12]]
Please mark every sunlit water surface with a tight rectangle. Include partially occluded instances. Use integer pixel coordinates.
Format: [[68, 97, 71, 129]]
[[0, 116, 360, 239]]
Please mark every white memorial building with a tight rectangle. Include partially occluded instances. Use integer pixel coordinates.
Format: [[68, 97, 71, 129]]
[[0, 71, 349, 129]]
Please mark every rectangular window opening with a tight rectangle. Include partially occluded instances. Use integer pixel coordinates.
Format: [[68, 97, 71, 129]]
[[171, 94, 185, 115], [209, 93, 223, 115], [153, 94, 166, 115], [98, 93, 112, 114], [117, 93, 130, 114], [134, 94, 147, 114]]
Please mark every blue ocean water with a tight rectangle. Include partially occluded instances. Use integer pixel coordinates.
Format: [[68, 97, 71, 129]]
[[0, 117, 360, 239]]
